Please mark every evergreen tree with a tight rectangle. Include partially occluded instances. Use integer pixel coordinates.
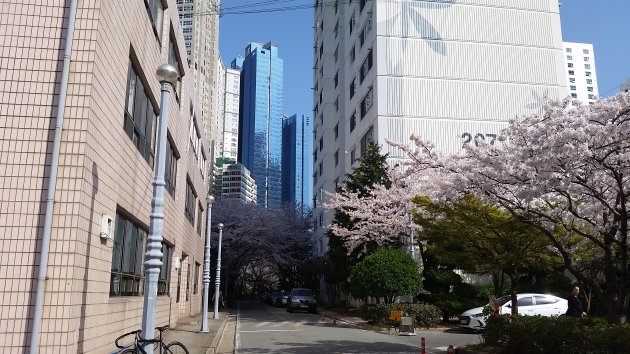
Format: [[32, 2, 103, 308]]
[[324, 143, 395, 303]]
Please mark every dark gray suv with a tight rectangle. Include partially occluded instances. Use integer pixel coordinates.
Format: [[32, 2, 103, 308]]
[[286, 288, 317, 313]]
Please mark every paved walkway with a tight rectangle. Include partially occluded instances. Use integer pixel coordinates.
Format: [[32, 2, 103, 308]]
[[162, 311, 233, 354]]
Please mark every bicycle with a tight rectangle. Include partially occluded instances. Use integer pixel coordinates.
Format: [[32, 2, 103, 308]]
[[114, 325, 189, 354]]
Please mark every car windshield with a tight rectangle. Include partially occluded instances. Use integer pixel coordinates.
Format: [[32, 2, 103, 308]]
[[293, 289, 313, 296], [497, 296, 512, 306]]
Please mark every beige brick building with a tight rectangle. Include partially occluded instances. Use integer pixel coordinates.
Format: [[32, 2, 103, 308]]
[[0, 0, 211, 352]]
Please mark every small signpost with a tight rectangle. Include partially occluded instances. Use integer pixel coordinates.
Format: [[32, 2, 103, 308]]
[[398, 317, 416, 336]]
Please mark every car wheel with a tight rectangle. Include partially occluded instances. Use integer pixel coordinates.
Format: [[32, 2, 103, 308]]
[[308, 308, 317, 314]]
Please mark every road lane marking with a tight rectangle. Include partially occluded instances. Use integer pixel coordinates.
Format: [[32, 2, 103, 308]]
[[255, 321, 270, 327], [272, 321, 289, 327]]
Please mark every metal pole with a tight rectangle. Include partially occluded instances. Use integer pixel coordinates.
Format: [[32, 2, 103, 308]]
[[29, 1, 77, 352], [408, 212, 415, 260], [213, 223, 224, 319], [141, 64, 178, 354], [200, 195, 214, 332]]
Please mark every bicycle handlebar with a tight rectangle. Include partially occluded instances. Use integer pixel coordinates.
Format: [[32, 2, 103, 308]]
[[114, 326, 170, 349], [114, 330, 141, 349]]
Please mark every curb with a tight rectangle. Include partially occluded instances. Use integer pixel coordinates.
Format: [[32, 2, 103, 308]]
[[205, 317, 228, 354]]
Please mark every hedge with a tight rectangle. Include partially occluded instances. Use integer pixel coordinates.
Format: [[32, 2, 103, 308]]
[[483, 315, 630, 354], [358, 303, 442, 328]]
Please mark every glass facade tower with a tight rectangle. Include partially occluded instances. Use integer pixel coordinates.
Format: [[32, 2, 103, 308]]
[[238, 42, 284, 209], [282, 114, 313, 212]]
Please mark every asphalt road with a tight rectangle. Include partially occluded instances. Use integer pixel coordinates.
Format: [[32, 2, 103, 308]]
[[235, 301, 481, 354]]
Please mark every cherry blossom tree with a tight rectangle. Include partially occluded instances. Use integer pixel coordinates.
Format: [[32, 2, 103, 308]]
[[395, 93, 630, 323], [210, 199, 312, 297], [328, 92, 630, 323]]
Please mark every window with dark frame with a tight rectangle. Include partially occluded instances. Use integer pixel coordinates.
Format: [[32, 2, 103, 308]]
[[189, 109, 200, 156], [185, 178, 196, 225], [110, 212, 146, 297], [165, 139, 178, 198], [168, 36, 182, 102], [124, 61, 157, 166], [360, 126, 374, 155], [350, 78, 356, 98], [360, 49, 373, 83], [193, 262, 200, 294], [350, 112, 356, 132], [185, 262, 190, 301], [144, 0, 163, 41], [176, 264, 182, 303], [157, 242, 173, 296], [196, 201, 203, 236], [361, 86, 373, 118]]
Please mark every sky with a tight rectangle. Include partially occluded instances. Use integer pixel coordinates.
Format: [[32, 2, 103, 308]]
[[218, 0, 630, 117]]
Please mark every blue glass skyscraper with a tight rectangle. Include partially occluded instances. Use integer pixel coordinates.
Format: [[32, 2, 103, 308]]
[[238, 42, 284, 209], [282, 114, 313, 212]]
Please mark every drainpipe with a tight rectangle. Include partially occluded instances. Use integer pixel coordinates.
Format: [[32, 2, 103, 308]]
[[29, 0, 78, 352]]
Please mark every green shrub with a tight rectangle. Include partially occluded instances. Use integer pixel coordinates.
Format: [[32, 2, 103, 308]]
[[483, 315, 630, 354], [358, 303, 442, 328]]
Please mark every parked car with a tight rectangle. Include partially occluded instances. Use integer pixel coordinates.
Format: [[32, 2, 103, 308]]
[[268, 291, 282, 306], [459, 293, 568, 330], [286, 288, 317, 313], [276, 291, 289, 307]]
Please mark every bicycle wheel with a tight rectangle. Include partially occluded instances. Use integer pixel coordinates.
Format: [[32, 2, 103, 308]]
[[164, 341, 189, 354], [118, 347, 140, 354]]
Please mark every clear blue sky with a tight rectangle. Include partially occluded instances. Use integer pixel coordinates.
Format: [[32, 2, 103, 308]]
[[219, 0, 630, 116]]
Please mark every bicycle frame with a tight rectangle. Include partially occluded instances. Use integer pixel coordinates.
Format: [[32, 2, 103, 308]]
[[114, 326, 168, 354]]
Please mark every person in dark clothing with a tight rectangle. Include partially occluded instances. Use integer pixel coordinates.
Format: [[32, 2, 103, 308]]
[[566, 286, 586, 318]]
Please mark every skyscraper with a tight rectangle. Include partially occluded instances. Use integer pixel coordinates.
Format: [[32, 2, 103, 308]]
[[177, 0, 221, 162], [282, 114, 314, 212], [312, 0, 567, 257], [563, 42, 599, 104], [238, 42, 284, 210]]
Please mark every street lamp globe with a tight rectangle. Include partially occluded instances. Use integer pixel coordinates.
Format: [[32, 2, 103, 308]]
[[155, 63, 179, 87], [207, 195, 215, 205]]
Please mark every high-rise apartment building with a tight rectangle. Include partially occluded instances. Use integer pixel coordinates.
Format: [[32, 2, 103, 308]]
[[282, 114, 314, 212], [563, 42, 599, 103], [0, 1, 209, 352], [216, 57, 227, 156], [213, 161, 258, 203], [177, 0, 221, 161], [312, 0, 567, 257], [216, 57, 243, 160], [238, 42, 284, 210]]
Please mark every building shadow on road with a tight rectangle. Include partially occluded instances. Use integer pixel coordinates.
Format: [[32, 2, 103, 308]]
[[237, 339, 419, 354]]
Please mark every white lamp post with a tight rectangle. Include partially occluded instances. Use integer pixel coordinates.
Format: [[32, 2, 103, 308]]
[[140, 63, 179, 354], [200, 195, 215, 332], [408, 212, 415, 260], [213, 223, 224, 319]]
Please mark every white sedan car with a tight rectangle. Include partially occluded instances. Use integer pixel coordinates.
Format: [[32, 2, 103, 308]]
[[459, 293, 568, 330]]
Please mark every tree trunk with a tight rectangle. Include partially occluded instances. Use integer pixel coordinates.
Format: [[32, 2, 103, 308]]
[[507, 271, 519, 315]]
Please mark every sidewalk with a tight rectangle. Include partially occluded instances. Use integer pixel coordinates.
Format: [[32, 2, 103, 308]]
[[162, 311, 235, 354]]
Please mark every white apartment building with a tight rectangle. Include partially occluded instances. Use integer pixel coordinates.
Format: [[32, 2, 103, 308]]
[[223, 62, 242, 160], [312, 0, 567, 259], [563, 42, 599, 103], [177, 0, 221, 159], [215, 58, 242, 160], [216, 58, 227, 157]]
